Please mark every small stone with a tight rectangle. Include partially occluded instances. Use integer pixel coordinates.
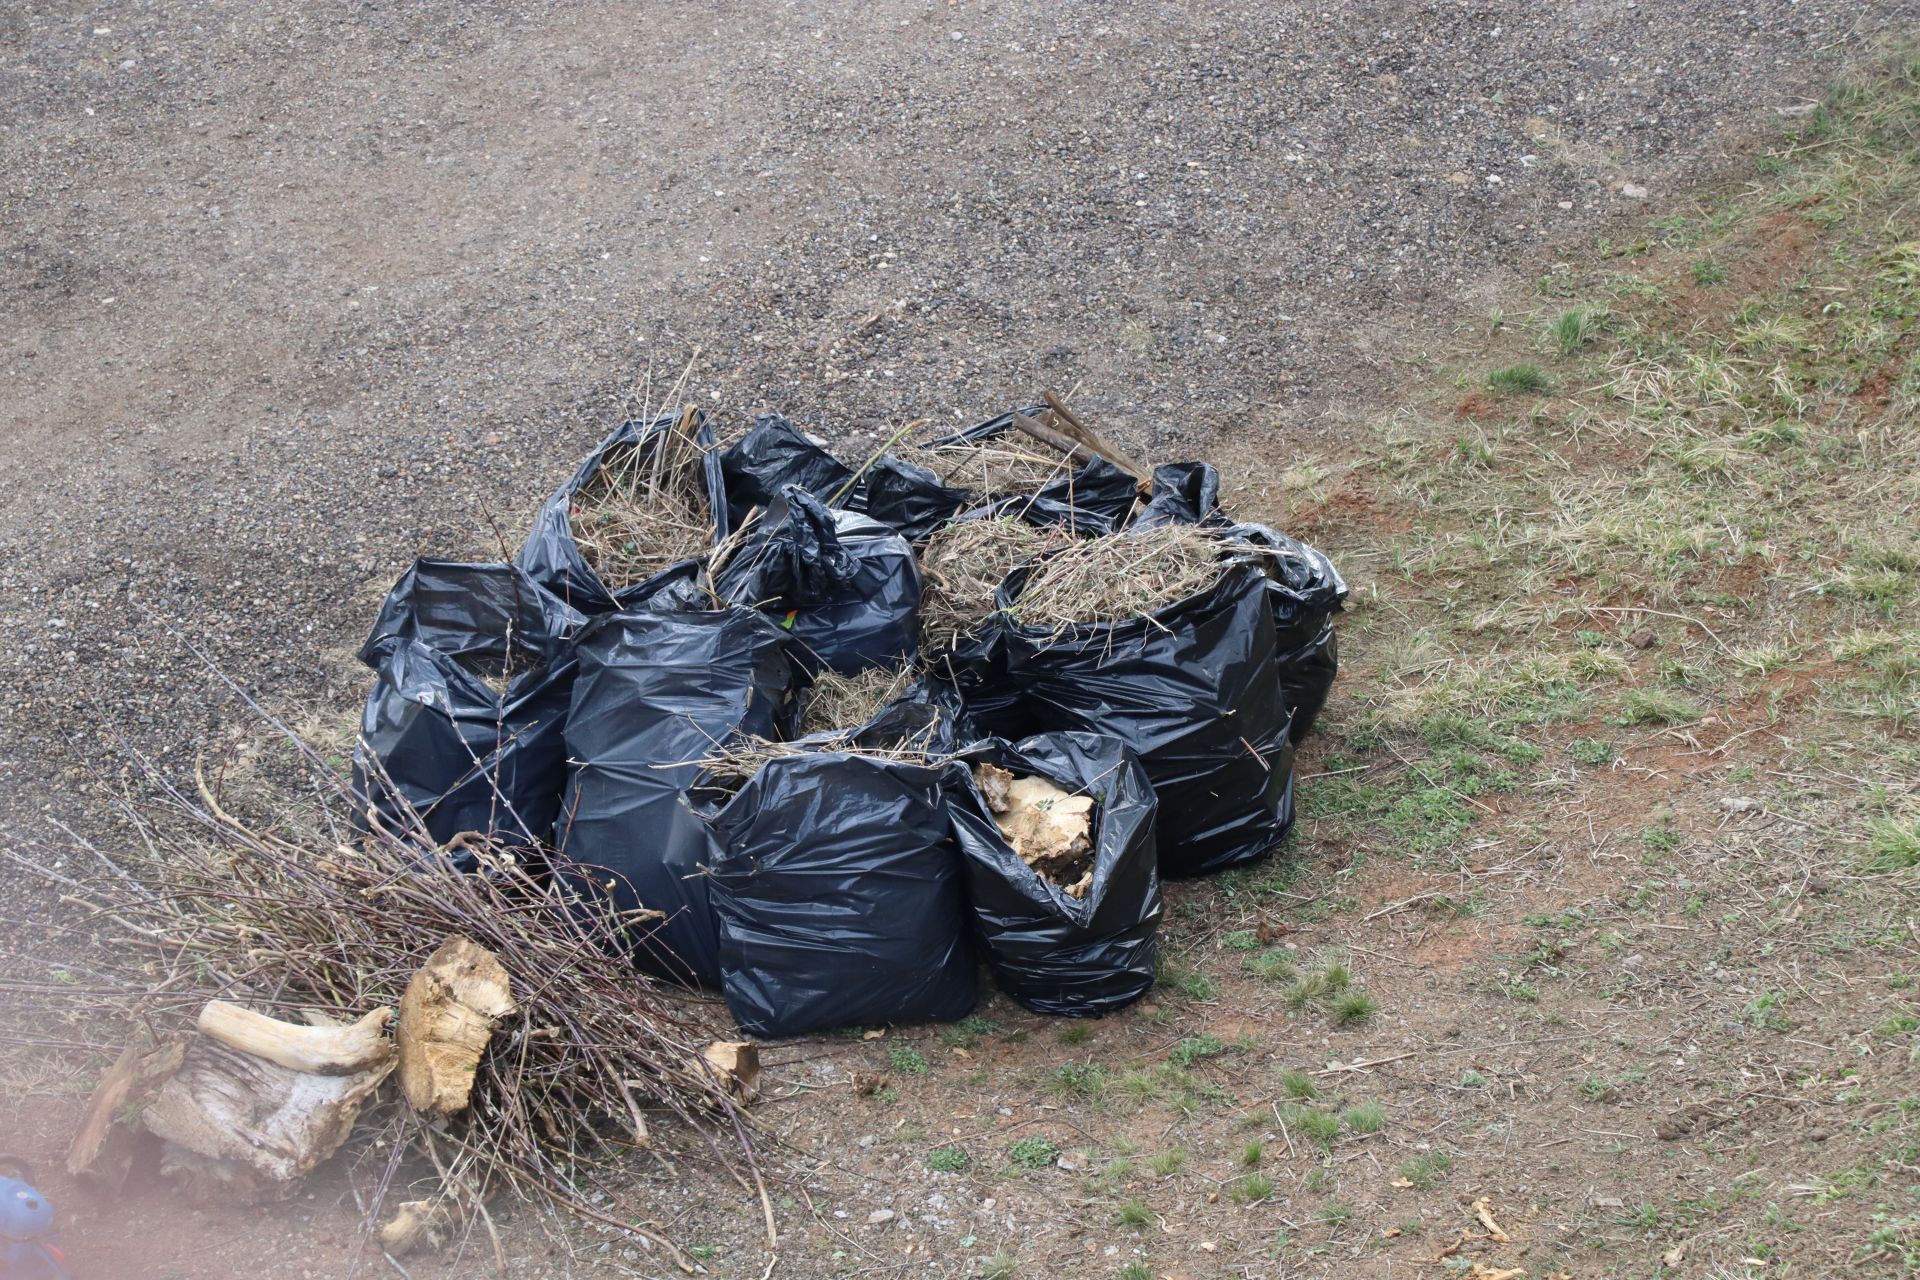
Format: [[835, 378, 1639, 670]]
[[867, 1209, 895, 1225], [1628, 628, 1658, 649], [1620, 182, 1650, 199], [1719, 796, 1761, 813], [1592, 1196, 1625, 1209]]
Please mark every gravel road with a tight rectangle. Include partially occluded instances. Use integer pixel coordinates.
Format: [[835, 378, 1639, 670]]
[[0, 0, 1911, 1270]]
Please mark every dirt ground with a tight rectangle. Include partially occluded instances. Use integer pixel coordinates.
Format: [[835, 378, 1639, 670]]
[[4, 3, 1918, 1279]]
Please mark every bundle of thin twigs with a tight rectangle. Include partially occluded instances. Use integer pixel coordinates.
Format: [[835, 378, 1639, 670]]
[[1009, 524, 1230, 633], [799, 666, 917, 735], [918, 517, 1064, 654], [4, 723, 766, 1269], [569, 407, 714, 591]]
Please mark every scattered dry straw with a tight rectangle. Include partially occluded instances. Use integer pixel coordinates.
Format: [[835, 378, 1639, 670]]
[[896, 438, 1074, 496], [1011, 524, 1228, 632], [697, 734, 942, 790], [569, 410, 713, 591], [800, 666, 917, 735], [918, 517, 1063, 653]]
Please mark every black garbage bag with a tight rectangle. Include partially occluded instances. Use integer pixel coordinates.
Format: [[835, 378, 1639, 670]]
[[860, 454, 970, 542], [1133, 461, 1228, 530], [713, 486, 921, 675], [960, 555, 1297, 878], [717, 414, 855, 530], [947, 733, 1162, 1016], [357, 561, 585, 852], [699, 752, 976, 1037], [555, 606, 802, 988], [922, 407, 1142, 533], [517, 412, 729, 615], [1230, 523, 1348, 744]]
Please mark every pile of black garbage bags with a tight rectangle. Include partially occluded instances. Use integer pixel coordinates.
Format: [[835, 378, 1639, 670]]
[[355, 408, 1346, 1038]]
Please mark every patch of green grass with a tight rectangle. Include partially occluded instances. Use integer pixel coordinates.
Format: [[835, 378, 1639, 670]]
[[1278, 1068, 1318, 1099], [1381, 786, 1476, 854], [1055, 1062, 1108, 1099], [1504, 979, 1539, 1003], [927, 1145, 971, 1172], [1297, 1108, 1343, 1149], [1240, 1140, 1264, 1167], [1222, 929, 1259, 952], [1246, 948, 1296, 982], [1169, 1035, 1226, 1067], [1397, 1151, 1454, 1188], [1155, 964, 1217, 1002], [1489, 363, 1552, 395], [943, 1016, 999, 1049], [1115, 1198, 1153, 1229], [1332, 992, 1380, 1026], [1745, 990, 1792, 1032], [1568, 737, 1618, 766], [1058, 1023, 1094, 1046], [1343, 1102, 1386, 1134], [1692, 260, 1729, 286], [1616, 688, 1701, 726], [888, 1043, 929, 1075], [1551, 306, 1610, 355], [1865, 817, 1920, 872], [1146, 1149, 1186, 1177], [1233, 1172, 1276, 1203], [980, 1253, 1017, 1280], [1008, 1137, 1059, 1170], [1118, 1265, 1152, 1280], [1319, 1200, 1355, 1225]]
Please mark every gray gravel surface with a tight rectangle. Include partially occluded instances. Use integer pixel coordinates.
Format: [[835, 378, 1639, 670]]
[[1, 1, 1912, 1274]]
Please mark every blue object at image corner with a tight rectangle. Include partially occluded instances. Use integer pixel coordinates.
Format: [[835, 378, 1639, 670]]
[[1, 1158, 72, 1280]]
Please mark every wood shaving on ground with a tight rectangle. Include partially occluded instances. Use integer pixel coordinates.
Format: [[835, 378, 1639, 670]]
[[1472, 1196, 1514, 1243], [1010, 523, 1229, 633], [974, 762, 1095, 897]]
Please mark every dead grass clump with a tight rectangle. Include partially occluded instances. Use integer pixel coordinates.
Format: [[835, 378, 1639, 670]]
[[800, 666, 917, 735], [568, 410, 714, 591], [919, 518, 1063, 653], [895, 439, 1074, 496], [1010, 524, 1228, 633], [695, 735, 940, 793]]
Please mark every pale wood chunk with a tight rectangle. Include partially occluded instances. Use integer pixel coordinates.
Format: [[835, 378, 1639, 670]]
[[700, 1040, 761, 1104], [197, 1000, 394, 1075], [67, 1035, 186, 1192], [396, 936, 515, 1118], [143, 1037, 393, 1190]]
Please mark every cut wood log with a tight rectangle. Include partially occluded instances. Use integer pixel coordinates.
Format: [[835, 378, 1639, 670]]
[[396, 936, 515, 1119], [699, 1040, 761, 1104], [197, 1000, 394, 1075], [142, 1037, 393, 1190], [67, 1034, 186, 1192]]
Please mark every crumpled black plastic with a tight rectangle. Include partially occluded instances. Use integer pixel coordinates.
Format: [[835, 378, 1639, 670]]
[[699, 752, 976, 1037], [713, 486, 921, 675], [947, 733, 1162, 1016], [1228, 522, 1348, 744], [961, 556, 1297, 878], [356, 560, 585, 852], [926, 407, 1142, 533], [1133, 461, 1227, 530], [717, 414, 854, 529], [860, 454, 970, 541], [516, 412, 729, 615], [555, 607, 802, 988]]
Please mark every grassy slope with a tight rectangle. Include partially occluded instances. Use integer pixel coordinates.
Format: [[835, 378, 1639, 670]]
[[804, 46, 1920, 1280]]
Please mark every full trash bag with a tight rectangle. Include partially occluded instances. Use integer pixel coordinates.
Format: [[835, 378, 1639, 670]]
[[556, 607, 802, 988], [1132, 463, 1348, 745], [699, 752, 976, 1037], [860, 454, 970, 542], [717, 414, 854, 530], [961, 555, 1297, 878], [517, 412, 729, 615], [713, 486, 921, 675], [947, 733, 1162, 1016], [1229, 522, 1348, 744], [356, 561, 585, 853]]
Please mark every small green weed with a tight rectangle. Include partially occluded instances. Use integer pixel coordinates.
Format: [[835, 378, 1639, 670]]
[[1008, 1137, 1059, 1170], [1489, 363, 1552, 395], [1343, 1102, 1386, 1134], [1169, 1035, 1226, 1067], [888, 1043, 929, 1075], [1397, 1151, 1454, 1188], [1115, 1198, 1153, 1228], [927, 1145, 971, 1172], [1277, 1068, 1318, 1099]]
